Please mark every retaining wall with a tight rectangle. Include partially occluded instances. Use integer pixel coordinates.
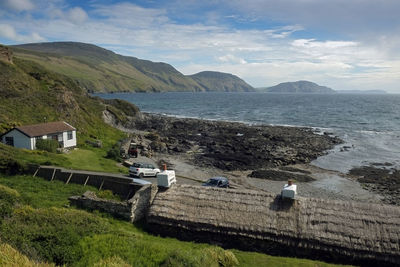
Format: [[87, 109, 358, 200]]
[[69, 184, 158, 222], [32, 166, 142, 199]]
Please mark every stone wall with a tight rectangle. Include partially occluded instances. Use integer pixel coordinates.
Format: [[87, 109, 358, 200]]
[[69, 191, 132, 220], [32, 166, 141, 199], [129, 184, 158, 222], [69, 184, 158, 222]]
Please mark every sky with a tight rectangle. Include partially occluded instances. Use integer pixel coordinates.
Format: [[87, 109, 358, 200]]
[[0, 0, 400, 92]]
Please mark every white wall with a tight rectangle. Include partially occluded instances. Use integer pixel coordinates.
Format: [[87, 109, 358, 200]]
[[2, 129, 34, 150], [62, 130, 77, 148]]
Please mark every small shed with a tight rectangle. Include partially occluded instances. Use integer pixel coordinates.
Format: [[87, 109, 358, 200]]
[[0, 121, 76, 150]]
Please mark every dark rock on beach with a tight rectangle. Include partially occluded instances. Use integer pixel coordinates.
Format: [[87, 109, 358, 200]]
[[349, 165, 400, 205], [128, 113, 342, 171]]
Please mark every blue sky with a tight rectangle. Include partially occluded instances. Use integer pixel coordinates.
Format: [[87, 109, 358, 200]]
[[1, 0, 400, 92]]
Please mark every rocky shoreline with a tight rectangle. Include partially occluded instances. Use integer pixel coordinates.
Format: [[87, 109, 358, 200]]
[[349, 164, 400, 205], [128, 113, 343, 171], [106, 110, 398, 205]]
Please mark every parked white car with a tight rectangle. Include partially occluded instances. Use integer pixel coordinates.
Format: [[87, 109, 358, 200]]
[[129, 162, 160, 178]]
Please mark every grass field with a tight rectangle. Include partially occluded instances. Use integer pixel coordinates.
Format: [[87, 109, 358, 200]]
[[0, 174, 352, 267]]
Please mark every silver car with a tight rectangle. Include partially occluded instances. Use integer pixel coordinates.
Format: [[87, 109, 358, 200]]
[[129, 162, 160, 178]]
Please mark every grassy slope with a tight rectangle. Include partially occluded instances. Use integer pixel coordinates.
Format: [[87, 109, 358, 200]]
[[0, 175, 351, 267], [12, 42, 202, 93], [12, 42, 255, 93], [190, 71, 255, 92], [0, 50, 130, 173]]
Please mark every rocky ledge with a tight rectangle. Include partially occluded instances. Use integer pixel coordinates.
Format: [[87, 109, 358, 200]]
[[128, 113, 342, 171], [349, 164, 400, 205]]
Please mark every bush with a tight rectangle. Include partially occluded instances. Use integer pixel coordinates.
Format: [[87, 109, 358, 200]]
[[106, 146, 121, 161], [35, 139, 59, 153], [0, 157, 27, 175], [0, 144, 28, 175], [205, 247, 239, 267], [77, 233, 238, 267], [0, 206, 110, 265], [0, 243, 55, 267], [93, 256, 131, 267], [0, 184, 20, 218]]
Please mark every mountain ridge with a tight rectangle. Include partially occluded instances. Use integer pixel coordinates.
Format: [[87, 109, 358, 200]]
[[11, 42, 254, 93]]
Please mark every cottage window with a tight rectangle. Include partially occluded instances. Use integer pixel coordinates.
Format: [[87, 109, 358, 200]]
[[67, 131, 73, 140], [5, 137, 14, 146]]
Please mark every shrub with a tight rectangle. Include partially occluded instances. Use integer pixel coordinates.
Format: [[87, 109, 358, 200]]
[[76, 233, 238, 267], [0, 206, 110, 265], [0, 144, 28, 175], [0, 184, 20, 218], [0, 243, 55, 267], [106, 145, 121, 162], [0, 157, 27, 175], [93, 256, 131, 267], [204, 247, 239, 267], [35, 139, 59, 153]]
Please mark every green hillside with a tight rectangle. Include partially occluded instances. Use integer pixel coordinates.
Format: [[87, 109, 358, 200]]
[[12, 42, 254, 93], [0, 44, 140, 173], [190, 71, 255, 92]]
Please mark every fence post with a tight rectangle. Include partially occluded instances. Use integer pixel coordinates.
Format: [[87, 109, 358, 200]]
[[99, 179, 105, 190], [66, 173, 73, 184], [33, 167, 41, 177], [84, 176, 90, 186], [50, 168, 56, 181]]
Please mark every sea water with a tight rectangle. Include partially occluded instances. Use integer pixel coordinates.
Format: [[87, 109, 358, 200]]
[[96, 92, 400, 173]]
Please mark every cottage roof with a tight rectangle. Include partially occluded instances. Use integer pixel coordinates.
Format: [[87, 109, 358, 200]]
[[15, 121, 75, 137], [147, 184, 400, 264]]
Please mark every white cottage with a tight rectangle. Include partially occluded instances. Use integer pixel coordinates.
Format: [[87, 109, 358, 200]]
[[0, 121, 76, 150]]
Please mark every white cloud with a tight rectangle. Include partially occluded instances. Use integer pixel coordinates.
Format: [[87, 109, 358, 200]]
[[0, 24, 45, 42], [92, 2, 169, 28], [67, 7, 88, 24], [0, 1, 399, 92], [1, 0, 34, 12], [0, 24, 17, 40], [218, 54, 247, 64]]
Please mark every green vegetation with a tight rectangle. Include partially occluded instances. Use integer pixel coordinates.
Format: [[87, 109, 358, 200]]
[[0, 44, 349, 267], [11, 42, 255, 93], [189, 71, 254, 92], [0, 45, 134, 173], [0, 243, 55, 267], [35, 139, 60, 153], [0, 175, 350, 267], [0, 142, 127, 174]]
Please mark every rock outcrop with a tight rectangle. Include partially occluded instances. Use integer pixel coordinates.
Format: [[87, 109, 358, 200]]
[[146, 184, 400, 266], [129, 113, 342, 171], [0, 45, 13, 64]]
